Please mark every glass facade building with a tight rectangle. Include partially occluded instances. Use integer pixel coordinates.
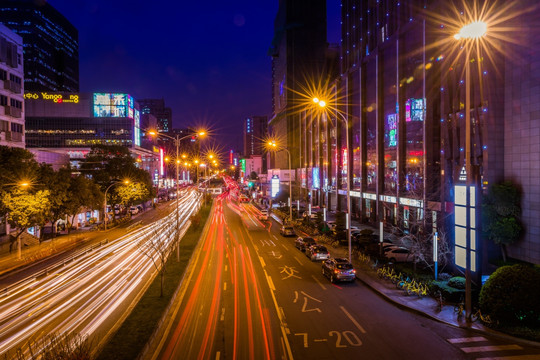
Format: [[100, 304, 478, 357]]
[[0, 0, 79, 92]]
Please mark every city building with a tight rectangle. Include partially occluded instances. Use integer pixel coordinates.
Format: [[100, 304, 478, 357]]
[[0, 0, 79, 92], [0, 23, 23, 148], [268, 0, 327, 171], [299, 0, 540, 269], [138, 98, 172, 134], [243, 116, 267, 156], [24, 92, 161, 178]]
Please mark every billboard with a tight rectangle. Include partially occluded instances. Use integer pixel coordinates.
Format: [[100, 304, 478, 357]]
[[271, 175, 280, 197], [134, 109, 141, 146], [93, 93, 134, 118], [405, 98, 425, 122]]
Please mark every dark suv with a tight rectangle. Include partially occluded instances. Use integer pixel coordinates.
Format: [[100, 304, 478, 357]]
[[322, 258, 356, 283]]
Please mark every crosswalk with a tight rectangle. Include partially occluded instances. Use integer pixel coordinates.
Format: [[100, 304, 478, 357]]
[[446, 336, 540, 359]]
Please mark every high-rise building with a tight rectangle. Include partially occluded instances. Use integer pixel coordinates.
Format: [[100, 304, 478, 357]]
[[243, 116, 267, 156], [269, 0, 327, 170], [138, 98, 172, 134], [317, 0, 540, 268], [0, 0, 79, 92], [0, 23, 24, 148]]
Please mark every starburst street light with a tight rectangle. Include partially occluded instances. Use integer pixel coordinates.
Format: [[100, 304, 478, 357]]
[[266, 139, 293, 223], [454, 18, 488, 321], [312, 96, 353, 264]]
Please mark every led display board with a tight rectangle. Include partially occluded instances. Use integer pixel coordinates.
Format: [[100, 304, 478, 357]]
[[387, 114, 397, 147], [240, 159, 246, 174], [93, 93, 134, 118], [312, 167, 320, 189]]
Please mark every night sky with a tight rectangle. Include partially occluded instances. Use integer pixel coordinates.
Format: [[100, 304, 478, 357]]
[[47, 0, 341, 151]]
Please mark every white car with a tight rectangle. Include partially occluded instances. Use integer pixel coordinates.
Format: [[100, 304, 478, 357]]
[[384, 246, 413, 263], [129, 206, 139, 215], [258, 209, 269, 221]]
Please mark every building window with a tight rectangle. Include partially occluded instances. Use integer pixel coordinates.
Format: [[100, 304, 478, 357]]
[[11, 122, 23, 133], [10, 98, 22, 109], [9, 74, 21, 84], [0, 95, 7, 106], [0, 69, 6, 81]]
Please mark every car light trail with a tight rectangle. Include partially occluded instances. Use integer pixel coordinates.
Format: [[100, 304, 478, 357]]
[[0, 190, 202, 358]]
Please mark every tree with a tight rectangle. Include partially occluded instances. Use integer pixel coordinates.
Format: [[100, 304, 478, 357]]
[[79, 144, 155, 205], [249, 171, 258, 180], [37, 164, 71, 239], [482, 181, 522, 262], [2, 189, 50, 255], [64, 176, 103, 232], [116, 182, 149, 207], [137, 221, 177, 297]]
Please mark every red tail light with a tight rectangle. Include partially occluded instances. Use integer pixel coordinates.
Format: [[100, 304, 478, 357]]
[[352, 269, 356, 274], [334, 269, 339, 274]]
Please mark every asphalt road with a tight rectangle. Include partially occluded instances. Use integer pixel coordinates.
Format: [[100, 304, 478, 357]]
[[153, 193, 540, 360]]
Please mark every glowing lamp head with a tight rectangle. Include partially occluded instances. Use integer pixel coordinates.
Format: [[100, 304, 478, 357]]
[[313, 97, 319, 103], [318, 100, 326, 108], [455, 21, 487, 40], [148, 130, 158, 136]]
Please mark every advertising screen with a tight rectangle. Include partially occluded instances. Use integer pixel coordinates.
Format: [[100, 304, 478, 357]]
[[271, 175, 280, 197], [312, 167, 320, 189], [134, 109, 141, 146], [93, 93, 131, 118]]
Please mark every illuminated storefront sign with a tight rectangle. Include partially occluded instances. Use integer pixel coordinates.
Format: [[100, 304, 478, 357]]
[[350, 190, 361, 198], [454, 184, 477, 272], [93, 93, 134, 119], [405, 98, 425, 122], [159, 148, 164, 177], [399, 197, 423, 208], [24, 92, 79, 103], [271, 175, 280, 197], [342, 148, 348, 174], [380, 195, 397, 203], [387, 114, 397, 147], [240, 159, 246, 174], [363, 193, 377, 200]]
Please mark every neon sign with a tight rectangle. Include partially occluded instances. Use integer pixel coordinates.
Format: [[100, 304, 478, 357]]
[[24, 92, 79, 103], [405, 98, 425, 122], [387, 114, 397, 147], [134, 109, 141, 146]]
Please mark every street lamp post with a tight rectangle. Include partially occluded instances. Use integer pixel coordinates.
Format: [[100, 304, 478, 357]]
[[268, 141, 293, 223], [455, 20, 487, 320], [314, 98, 352, 264], [149, 130, 206, 261], [104, 180, 129, 231]]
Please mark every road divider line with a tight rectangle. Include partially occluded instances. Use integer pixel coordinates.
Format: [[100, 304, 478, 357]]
[[266, 274, 275, 291], [223, 282, 227, 291], [215, 351, 221, 360], [293, 256, 302, 265], [220, 307, 225, 321], [340, 306, 366, 334], [311, 275, 327, 290], [259, 256, 266, 268]]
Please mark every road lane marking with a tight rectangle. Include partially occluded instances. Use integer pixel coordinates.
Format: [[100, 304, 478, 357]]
[[447, 337, 487, 343], [314, 339, 328, 342], [225, 265, 228, 272], [340, 306, 366, 334], [223, 282, 227, 291], [266, 274, 275, 291], [281, 244, 288, 251], [220, 307, 225, 321], [215, 351, 220, 360], [295, 333, 308, 348], [273, 235, 278, 240], [293, 256, 303, 265], [259, 256, 266, 268], [311, 275, 327, 290], [461, 345, 523, 353]]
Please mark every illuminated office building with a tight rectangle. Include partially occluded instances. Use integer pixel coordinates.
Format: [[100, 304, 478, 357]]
[[0, 0, 79, 92], [25, 92, 161, 179], [0, 23, 24, 148], [321, 0, 540, 266], [138, 98, 172, 134]]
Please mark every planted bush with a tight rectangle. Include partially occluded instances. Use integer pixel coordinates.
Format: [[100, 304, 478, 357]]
[[479, 264, 540, 326], [447, 276, 466, 289]]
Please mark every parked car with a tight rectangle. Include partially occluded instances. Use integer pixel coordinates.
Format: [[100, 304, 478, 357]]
[[280, 225, 296, 237], [258, 209, 269, 221], [129, 206, 139, 215], [322, 258, 356, 283], [384, 246, 413, 263], [305, 245, 330, 261], [295, 236, 316, 251]]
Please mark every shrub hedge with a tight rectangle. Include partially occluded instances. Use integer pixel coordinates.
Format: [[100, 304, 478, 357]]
[[479, 264, 540, 326]]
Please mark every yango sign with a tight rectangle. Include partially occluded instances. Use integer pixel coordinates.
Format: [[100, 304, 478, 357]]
[[24, 92, 79, 104]]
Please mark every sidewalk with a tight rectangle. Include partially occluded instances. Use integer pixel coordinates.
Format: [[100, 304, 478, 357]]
[[274, 215, 540, 348]]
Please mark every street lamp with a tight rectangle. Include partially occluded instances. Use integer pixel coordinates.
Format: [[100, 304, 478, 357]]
[[454, 20, 487, 320], [267, 140, 293, 223], [313, 97, 353, 264], [104, 179, 129, 230], [149, 129, 206, 260]]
